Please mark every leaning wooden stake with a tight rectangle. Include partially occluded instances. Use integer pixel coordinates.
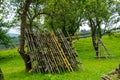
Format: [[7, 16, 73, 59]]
[[57, 29, 79, 70], [0, 68, 4, 80], [99, 39, 110, 55], [45, 34, 60, 73], [46, 33, 67, 72], [50, 32, 73, 72]]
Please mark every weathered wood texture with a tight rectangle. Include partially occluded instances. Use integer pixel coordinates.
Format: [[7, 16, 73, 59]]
[[25, 29, 80, 73]]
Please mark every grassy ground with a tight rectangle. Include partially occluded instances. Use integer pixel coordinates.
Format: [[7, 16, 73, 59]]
[[0, 35, 120, 80]]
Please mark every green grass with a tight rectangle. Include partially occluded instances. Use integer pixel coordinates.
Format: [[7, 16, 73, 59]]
[[0, 36, 120, 80]]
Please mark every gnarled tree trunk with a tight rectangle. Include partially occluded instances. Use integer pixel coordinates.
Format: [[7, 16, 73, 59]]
[[89, 18, 102, 58], [19, 0, 32, 71], [91, 32, 100, 57]]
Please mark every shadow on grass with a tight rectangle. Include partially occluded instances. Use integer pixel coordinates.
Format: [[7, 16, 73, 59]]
[[0, 55, 20, 64], [5, 69, 53, 80], [5, 67, 84, 80]]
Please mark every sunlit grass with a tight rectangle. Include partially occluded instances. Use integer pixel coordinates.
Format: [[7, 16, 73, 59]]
[[0, 35, 120, 80]]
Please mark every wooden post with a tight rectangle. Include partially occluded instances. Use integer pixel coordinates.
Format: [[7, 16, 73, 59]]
[[0, 68, 4, 80], [118, 64, 120, 79]]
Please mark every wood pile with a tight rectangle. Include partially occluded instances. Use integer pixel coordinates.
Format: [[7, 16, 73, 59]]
[[25, 29, 80, 73]]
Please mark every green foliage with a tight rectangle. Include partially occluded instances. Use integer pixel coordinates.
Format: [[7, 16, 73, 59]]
[[82, 0, 120, 32], [83, 0, 113, 24], [0, 28, 12, 48], [0, 1, 13, 48], [0, 19, 13, 48], [0, 1, 18, 48], [0, 35, 120, 80], [43, 0, 82, 36]]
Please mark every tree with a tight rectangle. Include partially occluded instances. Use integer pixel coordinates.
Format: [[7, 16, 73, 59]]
[[0, 0, 33, 71], [8, 0, 47, 71], [43, 0, 83, 37], [82, 0, 117, 57], [18, 0, 32, 71]]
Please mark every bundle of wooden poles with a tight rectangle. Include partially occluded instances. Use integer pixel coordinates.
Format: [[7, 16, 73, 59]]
[[25, 29, 80, 73], [102, 64, 120, 80]]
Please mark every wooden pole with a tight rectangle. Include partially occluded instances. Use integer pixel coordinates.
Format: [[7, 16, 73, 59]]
[[50, 32, 73, 72], [118, 64, 120, 79], [0, 68, 4, 80]]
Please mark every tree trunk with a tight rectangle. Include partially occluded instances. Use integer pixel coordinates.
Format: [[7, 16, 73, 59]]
[[0, 68, 4, 80], [19, 0, 32, 71], [89, 18, 102, 57], [91, 33, 100, 57]]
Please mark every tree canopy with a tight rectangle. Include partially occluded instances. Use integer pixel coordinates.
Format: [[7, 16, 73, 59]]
[[43, 0, 83, 36]]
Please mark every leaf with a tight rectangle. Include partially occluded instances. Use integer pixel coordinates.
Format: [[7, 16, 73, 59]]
[[0, 10, 3, 13], [0, 2, 3, 5]]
